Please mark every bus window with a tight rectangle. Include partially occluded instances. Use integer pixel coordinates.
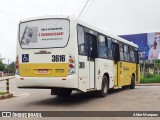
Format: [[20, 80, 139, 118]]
[[106, 37, 113, 59], [19, 19, 70, 49], [77, 26, 86, 55], [129, 46, 135, 62], [98, 35, 107, 58], [86, 33, 97, 58], [124, 44, 129, 61], [119, 43, 124, 61], [113, 42, 120, 61], [134, 49, 139, 64]]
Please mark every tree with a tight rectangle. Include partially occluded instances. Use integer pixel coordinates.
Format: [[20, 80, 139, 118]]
[[9, 62, 15, 73], [0, 61, 5, 71], [4, 62, 15, 75]]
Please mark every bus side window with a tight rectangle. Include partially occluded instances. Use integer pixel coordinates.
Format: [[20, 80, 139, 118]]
[[86, 33, 98, 58], [106, 37, 113, 59], [119, 43, 124, 61], [113, 42, 120, 61], [77, 26, 86, 55], [129, 46, 135, 62], [134, 49, 139, 64], [98, 35, 107, 58], [124, 44, 129, 61]]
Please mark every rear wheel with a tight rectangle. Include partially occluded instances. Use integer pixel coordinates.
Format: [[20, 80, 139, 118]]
[[57, 89, 72, 97], [51, 88, 72, 97], [130, 75, 135, 89], [122, 85, 128, 89], [97, 76, 109, 97]]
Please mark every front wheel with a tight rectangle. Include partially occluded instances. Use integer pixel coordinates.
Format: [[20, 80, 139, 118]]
[[130, 75, 135, 89], [97, 76, 109, 97]]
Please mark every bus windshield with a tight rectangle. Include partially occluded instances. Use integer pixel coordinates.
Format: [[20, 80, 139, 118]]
[[19, 19, 69, 49]]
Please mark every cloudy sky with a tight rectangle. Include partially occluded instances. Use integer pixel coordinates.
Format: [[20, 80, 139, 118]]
[[0, 0, 160, 62]]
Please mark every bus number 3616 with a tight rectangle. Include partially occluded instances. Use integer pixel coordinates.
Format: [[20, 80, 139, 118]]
[[52, 55, 65, 62]]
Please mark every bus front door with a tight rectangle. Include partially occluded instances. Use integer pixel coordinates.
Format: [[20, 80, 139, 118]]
[[86, 33, 97, 89]]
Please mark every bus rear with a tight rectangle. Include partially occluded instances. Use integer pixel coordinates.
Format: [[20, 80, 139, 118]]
[[16, 16, 79, 96]]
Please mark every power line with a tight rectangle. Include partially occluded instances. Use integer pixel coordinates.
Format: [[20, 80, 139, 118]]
[[87, 0, 95, 9], [81, 0, 95, 16], [78, 0, 90, 18]]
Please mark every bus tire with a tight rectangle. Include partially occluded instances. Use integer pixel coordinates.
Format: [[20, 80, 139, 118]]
[[130, 75, 135, 89], [122, 86, 128, 89], [97, 76, 109, 97], [57, 89, 72, 97]]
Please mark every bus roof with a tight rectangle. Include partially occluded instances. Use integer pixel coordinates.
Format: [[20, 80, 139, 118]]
[[20, 15, 138, 48]]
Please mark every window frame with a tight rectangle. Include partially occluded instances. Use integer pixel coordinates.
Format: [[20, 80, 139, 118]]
[[129, 46, 136, 63], [119, 42, 124, 61], [19, 18, 70, 49], [77, 24, 139, 63], [77, 25, 86, 56], [98, 34, 108, 59], [106, 37, 113, 59], [123, 44, 129, 62]]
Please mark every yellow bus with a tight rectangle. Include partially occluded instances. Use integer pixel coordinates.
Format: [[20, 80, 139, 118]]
[[16, 16, 140, 97]]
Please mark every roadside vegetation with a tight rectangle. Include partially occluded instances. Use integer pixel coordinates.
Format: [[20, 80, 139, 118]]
[[0, 92, 7, 96], [0, 61, 15, 76], [140, 74, 160, 83], [140, 59, 160, 83]]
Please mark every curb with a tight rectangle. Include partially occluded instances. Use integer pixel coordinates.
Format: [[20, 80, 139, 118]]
[[136, 84, 160, 86], [0, 93, 13, 99]]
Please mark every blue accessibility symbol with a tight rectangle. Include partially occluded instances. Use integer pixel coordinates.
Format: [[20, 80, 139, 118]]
[[22, 54, 29, 62]]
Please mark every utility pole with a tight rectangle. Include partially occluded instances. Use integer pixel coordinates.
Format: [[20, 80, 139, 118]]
[[8, 59, 10, 76], [142, 52, 146, 78]]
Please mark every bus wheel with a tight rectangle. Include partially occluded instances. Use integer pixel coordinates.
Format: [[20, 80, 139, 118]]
[[57, 89, 72, 97], [130, 75, 135, 89], [97, 76, 109, 97]]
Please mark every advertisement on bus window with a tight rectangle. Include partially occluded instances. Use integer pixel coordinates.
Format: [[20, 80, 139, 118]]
[[19, 19, 69, 49]]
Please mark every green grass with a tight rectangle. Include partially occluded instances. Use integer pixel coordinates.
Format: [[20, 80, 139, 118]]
[[140, 74, 160, 83], [0, 92, 7, 96]]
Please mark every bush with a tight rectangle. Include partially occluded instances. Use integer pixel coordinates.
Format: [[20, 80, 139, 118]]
[[140, 74, 160, 83], [146, 73, 155, 78]]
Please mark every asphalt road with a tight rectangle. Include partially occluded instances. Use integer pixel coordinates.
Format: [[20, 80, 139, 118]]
[[0, 78, 160, 119]]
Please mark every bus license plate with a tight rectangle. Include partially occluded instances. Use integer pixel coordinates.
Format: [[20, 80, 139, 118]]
[[38, 69, 48, 74]]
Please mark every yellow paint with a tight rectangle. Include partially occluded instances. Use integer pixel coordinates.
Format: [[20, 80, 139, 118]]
[[114, 61, 140, 87], [19, 63, 68, 77], [136, 64, 141, 83], [114, 63, 118, 86], [119, 62, 136, 86]]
